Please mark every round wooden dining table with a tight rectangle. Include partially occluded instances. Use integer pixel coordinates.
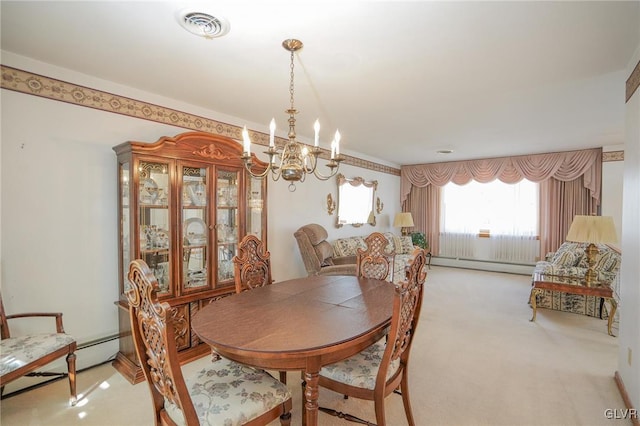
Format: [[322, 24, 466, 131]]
[[191, 274, 395, 426]]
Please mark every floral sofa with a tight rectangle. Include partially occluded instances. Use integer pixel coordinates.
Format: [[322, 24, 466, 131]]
[[532, 241, 621, 317], [332, 232, 416, 284]]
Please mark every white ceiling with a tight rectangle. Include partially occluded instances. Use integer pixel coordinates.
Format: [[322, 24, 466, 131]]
[[1, 1, 639, 166]]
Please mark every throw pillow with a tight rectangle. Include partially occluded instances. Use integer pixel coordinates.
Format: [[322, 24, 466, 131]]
[[333, 237, 367, 257], [594, 250, 618, 272], [382, 233, 396, 254], [551, 249, 576, 266], [574, 247, 588, 268], [391, 235, 402, 254], [399, 236, 414, 254]]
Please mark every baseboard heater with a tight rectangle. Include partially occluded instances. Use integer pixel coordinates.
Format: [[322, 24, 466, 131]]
[[77, 332, 120, 350], [432, 256, 534, 275]]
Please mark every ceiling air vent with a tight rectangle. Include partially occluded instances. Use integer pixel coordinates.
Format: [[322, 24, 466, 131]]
[[177, 10, 230, 39]]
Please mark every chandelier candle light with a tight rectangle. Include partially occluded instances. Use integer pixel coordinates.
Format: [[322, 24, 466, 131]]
[[241, 39, 343, 191]]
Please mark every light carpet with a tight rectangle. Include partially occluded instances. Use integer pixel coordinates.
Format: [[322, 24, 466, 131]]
[[0, 267, 627, 425]]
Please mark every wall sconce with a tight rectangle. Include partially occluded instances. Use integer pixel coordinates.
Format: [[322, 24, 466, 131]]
[[327, 193, 336, 215], [376, 197, 384, 214]]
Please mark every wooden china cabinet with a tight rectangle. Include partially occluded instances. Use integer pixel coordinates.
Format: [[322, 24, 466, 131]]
[[112, 131, 267, 384]]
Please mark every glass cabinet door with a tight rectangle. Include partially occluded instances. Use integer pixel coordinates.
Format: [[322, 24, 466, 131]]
[[181, 165, 210, 292], [216, 170, 239, 285], [247, 176, 265, 239], [119, 161, 131, 294], [138, 160, 171, 296]]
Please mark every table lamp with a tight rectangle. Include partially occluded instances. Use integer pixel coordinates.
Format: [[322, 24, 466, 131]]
[[565, 215, 618, 286], [394, 212, 414, 236]]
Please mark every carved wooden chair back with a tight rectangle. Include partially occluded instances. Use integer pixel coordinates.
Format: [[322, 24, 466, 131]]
[[390, 248, 427, 365], [126, 259, 199, 424], [0, 296, 9, 339], [126, 259, 292, 425], [0, 291, 77, 406], [356, 232, 395, 281], [318, 248, 427, 426], [233, 234, 272, 294], [378, 247, 427, 423]]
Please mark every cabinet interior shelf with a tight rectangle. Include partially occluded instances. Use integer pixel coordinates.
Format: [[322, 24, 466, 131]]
[[140, 248, 170, 255], [184, 244, 207, 249], [140, 204, 169, 208]]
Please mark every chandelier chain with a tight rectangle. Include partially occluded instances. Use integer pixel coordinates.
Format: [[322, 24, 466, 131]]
[[289, 49, 295, 111]]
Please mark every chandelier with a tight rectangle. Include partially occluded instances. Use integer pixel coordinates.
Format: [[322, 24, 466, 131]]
[[241, 39, 343, 191]]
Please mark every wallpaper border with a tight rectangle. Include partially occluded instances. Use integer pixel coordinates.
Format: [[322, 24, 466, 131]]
[[626, 59, 640, 103], [603, 151, 624, 162], [0, 65, 401, 177]]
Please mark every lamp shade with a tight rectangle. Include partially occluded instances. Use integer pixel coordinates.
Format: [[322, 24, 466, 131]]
[[393, 212, 414, 228], [566, 215, 618, 244]]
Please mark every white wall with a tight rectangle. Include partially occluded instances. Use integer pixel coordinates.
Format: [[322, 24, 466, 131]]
[[618, 43, 640, 413], [602, 145, 625, 243], [0, 52, 401, 392]]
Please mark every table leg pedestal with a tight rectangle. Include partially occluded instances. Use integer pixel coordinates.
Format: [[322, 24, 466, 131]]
[[302, 369, 320, 426], [530, 288, 542, 322]]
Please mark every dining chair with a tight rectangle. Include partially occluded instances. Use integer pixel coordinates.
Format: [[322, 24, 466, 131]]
[[232, 234, 272, 293], [0, 292, 77, 406], [317, 248, 428, 426], [356, 232, 395, 281], [126, 259, 292, 426], [231, 235, 287, 384]]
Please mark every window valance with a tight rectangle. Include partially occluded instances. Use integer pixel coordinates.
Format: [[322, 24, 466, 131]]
[[401, 148, 602, 204]]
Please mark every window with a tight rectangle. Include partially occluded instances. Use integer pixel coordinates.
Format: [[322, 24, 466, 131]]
[[441, 179, 538, 237]]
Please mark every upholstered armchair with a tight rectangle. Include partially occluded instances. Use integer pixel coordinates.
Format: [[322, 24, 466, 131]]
[[294, 224, 357, 276], [0, 292, 77, 406]]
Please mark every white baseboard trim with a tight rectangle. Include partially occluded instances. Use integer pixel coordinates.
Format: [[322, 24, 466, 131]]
[[432, 256, 534, 275]]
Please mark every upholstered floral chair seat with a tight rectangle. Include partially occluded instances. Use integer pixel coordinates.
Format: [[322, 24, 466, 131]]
[[319, 341, 400, 390], [0, 333, 75, 376], [165, 357, 291, 426]]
